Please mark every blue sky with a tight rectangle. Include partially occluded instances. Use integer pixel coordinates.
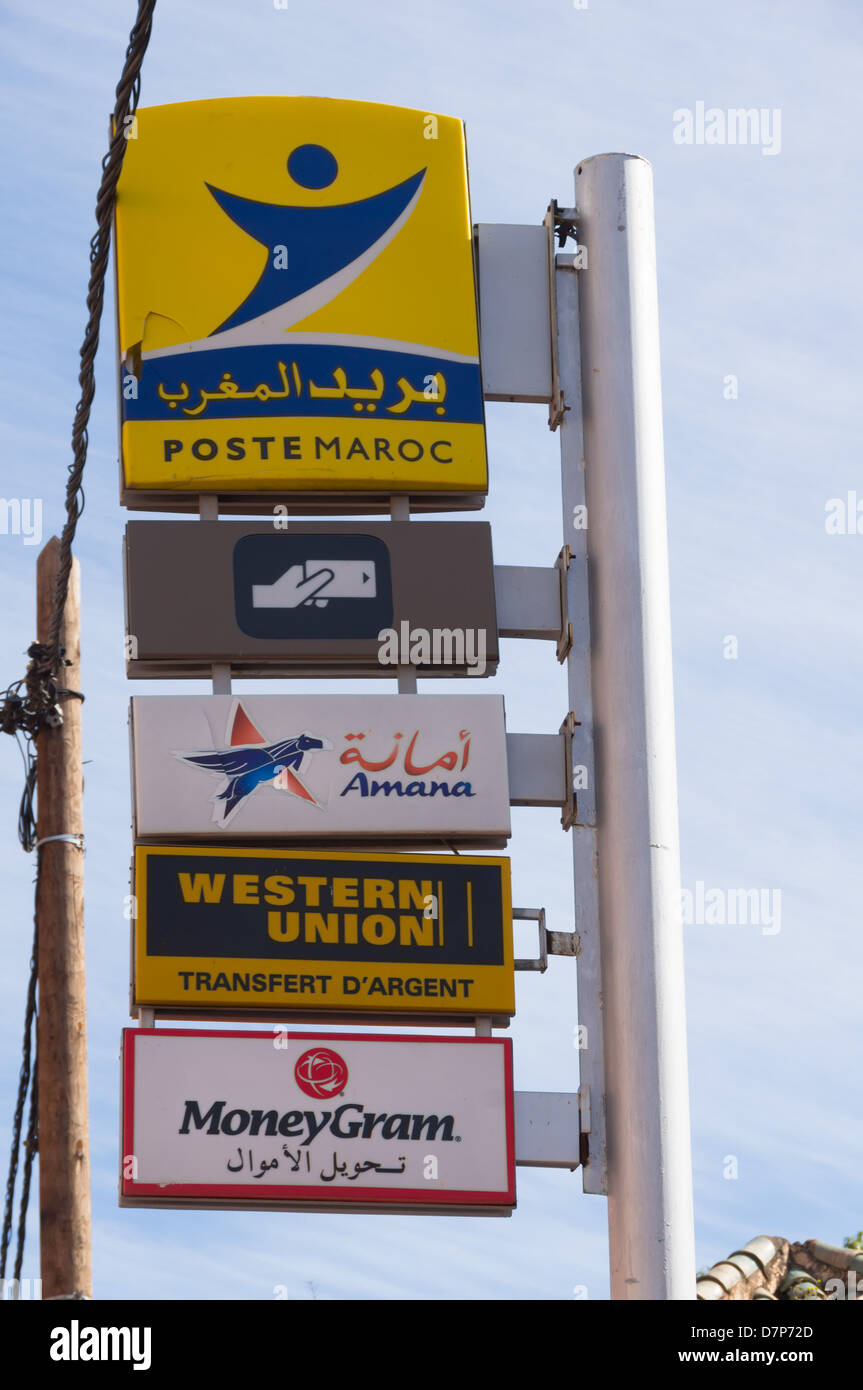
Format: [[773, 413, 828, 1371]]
[[1, 0, 861, 1299]]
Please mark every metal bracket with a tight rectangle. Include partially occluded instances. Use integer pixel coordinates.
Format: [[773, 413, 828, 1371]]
[[556, 544, 573, 662], [494, 563, 560, 640], [212, 663, 232, 694], [578, 1086, 592, 1168], [544, 201, 566, 431], [494, 548, 570, 653], [560, 710, 580, 830], [513, 906, 580, 972], [507, 731, 566, 807], [515, 1091, 581, 1170], [548, 929, 580, 958], [547, 206, 580, 432], [554, 205, 578, 248], [514, 907, 547, 971]]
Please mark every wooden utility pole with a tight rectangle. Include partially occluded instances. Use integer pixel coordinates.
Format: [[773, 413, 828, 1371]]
[[35, 537, 92, 1299]]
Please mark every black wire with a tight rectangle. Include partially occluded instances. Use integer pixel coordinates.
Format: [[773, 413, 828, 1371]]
[[14, 1055, 38, 1286], [48, 0, 158, 665], [0, 920, 37, 1282], [14, 734, 37, 853]]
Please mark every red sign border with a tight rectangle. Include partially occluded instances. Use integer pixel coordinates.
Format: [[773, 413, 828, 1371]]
[[121, 1028, 516, 1208]]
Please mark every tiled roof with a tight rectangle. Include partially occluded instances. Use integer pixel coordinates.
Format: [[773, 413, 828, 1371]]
[[696, 1237, 863, 1301]]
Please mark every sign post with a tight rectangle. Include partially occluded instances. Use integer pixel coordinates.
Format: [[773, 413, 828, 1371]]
[[110, 91, 695, 1296], [571, 154, 695, 1299]]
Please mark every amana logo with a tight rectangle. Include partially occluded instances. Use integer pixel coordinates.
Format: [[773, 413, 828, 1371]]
[[294, 1047, 349, 1099]]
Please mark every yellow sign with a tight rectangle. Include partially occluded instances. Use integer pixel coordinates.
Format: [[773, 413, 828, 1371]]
[[115, 98, 487, 500], [134, 846, 514, 1017]]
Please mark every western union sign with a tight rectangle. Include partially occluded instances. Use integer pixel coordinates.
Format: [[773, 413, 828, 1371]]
[[134, 846, 514, 1017], [114, 97, 487, 505]]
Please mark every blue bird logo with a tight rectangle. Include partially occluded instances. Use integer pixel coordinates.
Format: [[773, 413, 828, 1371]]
[[176, 703, 330, 825]]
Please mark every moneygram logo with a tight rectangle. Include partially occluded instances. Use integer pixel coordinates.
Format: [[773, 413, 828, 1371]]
[[294, 1047, 349, 1099]]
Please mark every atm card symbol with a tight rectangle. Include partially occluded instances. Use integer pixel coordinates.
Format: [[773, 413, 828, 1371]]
[[233, 532, 393, 640], [252, 560, 377, 610]]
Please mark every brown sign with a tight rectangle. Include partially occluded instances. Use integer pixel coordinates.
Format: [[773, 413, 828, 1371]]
[[124, 521, 499, 678]]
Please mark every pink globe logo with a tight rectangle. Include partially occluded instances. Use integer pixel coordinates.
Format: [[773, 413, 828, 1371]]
[[294, 1047, 349, 1099]]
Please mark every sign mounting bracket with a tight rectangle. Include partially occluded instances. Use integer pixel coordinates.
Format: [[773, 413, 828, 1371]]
[[513, 907, 580, 973], [556, 544, 573, 662]]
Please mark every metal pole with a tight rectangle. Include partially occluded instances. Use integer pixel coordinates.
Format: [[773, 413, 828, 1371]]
[[35, 539, 92, 1300], [573, 154, 695, 1299]]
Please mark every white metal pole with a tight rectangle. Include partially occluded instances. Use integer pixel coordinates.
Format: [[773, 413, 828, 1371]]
[[573, 154, 695, 1299]]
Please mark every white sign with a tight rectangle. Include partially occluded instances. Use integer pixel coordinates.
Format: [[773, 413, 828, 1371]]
[[121, 1029, 515, 1214], [130, 695, 511, 846]]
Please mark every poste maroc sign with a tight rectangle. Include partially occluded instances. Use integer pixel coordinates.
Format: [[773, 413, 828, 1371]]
[[114, 97, 487, 503]]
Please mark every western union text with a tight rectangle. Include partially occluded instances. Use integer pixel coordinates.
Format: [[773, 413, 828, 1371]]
[[178, 870, 441, 948]]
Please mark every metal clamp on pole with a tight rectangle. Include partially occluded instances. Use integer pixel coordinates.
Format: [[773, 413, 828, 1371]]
[[579, 1086, 592, 1168], [560, 710, 580, 830], [556, 545, 573, 662], [513, 907, 580, 972], [544, 202, 566, 430], [554, 205, 578, 249], [34, 832, 85, 852], [549, 928, 580, 959]]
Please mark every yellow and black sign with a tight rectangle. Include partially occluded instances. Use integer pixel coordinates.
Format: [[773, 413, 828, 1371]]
[[134, 846, 514, 1017], [115, 97, 487, 504]]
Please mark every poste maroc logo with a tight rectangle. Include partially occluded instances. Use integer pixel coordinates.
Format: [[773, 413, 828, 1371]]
[[114, 97, 487, 499]]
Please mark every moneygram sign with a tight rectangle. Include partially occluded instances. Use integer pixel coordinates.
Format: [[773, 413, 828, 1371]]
[[120, 1030, 515, 1214], [114, 97, 487, 505], [133, 846, 514, 1017], [130, 694, 511, 846]]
